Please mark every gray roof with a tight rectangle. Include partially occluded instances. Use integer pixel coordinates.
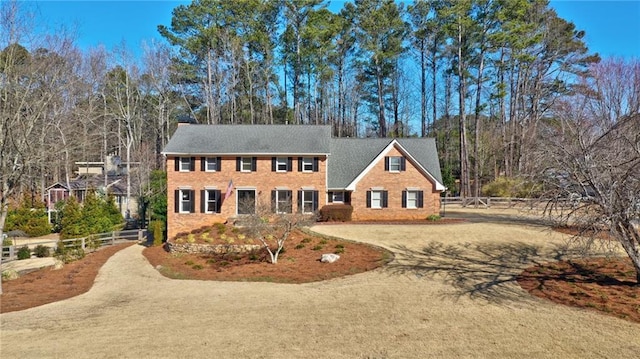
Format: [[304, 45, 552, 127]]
[[163, 125, 332, 155], [328, 138, 443, 189]]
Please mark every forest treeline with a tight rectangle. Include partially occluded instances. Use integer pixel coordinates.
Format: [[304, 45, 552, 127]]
[[0, 0, 636, 210]]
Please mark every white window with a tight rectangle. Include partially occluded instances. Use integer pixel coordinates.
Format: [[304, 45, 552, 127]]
[[406, 191, 417, 209], [331, 192, 344, 203], [204, 189, 219, 213], [388, 156, 402, 172], [179, 157, 192, 172], [299, 190, 318, 213], [205, 158, 218, 172], [370, 190, 382, 209], [241, 157, 253, 172], [179, 189, 193, 213], [276, 157, 288, 172], [301, 157, 314, 172], [274, 190, 292, 214]]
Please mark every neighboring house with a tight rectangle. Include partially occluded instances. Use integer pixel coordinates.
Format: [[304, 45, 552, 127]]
[[44, 155, 138, 222], [162, 124, 445, 239]]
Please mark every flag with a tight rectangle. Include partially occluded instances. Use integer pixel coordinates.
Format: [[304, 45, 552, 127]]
[[224, 179, 233, 200]]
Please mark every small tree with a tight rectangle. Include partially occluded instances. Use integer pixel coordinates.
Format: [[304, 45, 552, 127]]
[[242, 198, 316, 264]]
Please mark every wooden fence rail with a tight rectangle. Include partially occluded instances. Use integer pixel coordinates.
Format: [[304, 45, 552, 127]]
[[1, 229, 146, 262]]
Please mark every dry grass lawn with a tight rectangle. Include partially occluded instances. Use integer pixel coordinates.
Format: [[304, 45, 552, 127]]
[[1, 206, 638, 358]]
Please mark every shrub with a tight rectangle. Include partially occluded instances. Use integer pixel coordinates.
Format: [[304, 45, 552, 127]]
[[150, 220, 165, 246], [34, 244, 51, 258], [17, 245, 31, 260], [319, 204, 353, 222], [295, 243, 305, 250], [482, 177, 542, 198], [426, 214, 441, 221], [4, 194, 52, 237]]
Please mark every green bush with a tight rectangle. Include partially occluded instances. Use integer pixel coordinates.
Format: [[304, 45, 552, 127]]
[[17, 245, 31, 260], [319, 204, 353, 222], [426, 214, 441, 221], [150, 220, 165, 246], [34, 245, 51, 258], [5, 195, 51, 237]]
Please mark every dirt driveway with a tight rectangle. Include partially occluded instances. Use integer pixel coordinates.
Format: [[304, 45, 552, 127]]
[[1, 207, 638, 358]]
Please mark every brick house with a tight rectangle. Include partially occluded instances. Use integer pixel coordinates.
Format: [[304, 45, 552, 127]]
[[162, 124, 445, 239]]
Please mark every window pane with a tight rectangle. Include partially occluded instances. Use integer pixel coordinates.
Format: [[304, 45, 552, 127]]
[[241, 158, 252, 171], [180, 190, 191, 212], [407, 191, 417, 209], [206, 158, 217, 171], [206, 190, 217, 212], [277, 157, 288, 171], [302, 157, 313, 171], [371, 191, 381, 208], [180, 158, 191, 171]]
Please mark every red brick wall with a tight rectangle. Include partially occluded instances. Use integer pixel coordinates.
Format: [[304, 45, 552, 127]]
[[350, 146, 441, 221], [167, 156, 327, 238]]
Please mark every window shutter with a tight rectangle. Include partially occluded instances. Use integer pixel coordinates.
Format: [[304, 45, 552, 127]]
[[216, 157, 222, 171], [313, 190, 319, 211], [417, 191, 424, 208], [298, 157, 303, 171], [384, 157, 389, 171], [236, 157, 241, 171], [251, 157, 257, 171], [400, 157, 406, 171], [200, 158, 206, 172], [402, 190, 407, 208], [297, 190, 303, 213], [200, 190, 205, 213], [287, 157, 293, 172], [271, 190, 276, 212], [345, 192, 351, 204], [189, 190, 195, 213], [366, 191, 371, 208], [190, 157, 196, 171], [174, 190, 180, 213], [175, 158, 180, 172], [327, 191, 333, 203], [271, 157, 276, 172], [313, 157, 319, 172], [382, 191, 388, 208]]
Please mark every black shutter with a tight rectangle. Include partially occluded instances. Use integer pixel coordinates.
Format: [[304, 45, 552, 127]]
[[271, 190, 276, 212], [201, 158, 206, 172], [384, 157, 389, 171], [216, 157, 222, 171], [298, 157, 303, 171], [313, 157, 319, 172], [189, 190, 195, 213], [174, 190, 180, 213], [402, 190, 407, 208], [251, 157, 257, 171], [327, 191, 333, 203], [400, 157, 406, 171], [345, 192, 351, 204], [313, 190, 319, 211], [200, 190, 205, 213], [236, 157, 241, 171], [382, 191, 388, 208], [175, 157, 180, 172], [417, 191, 424, 208], [287, 157, 293, 172], [190, 157, 196, 171], [271, 157, 276, 172], [297, 190, 302, 213], [366, 191, 372, 208]]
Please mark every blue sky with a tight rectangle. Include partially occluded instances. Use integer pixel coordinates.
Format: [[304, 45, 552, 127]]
[[21, 0, 640, 60]]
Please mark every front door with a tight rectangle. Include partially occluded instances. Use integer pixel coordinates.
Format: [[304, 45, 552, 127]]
[[237, 189, 256, 215]]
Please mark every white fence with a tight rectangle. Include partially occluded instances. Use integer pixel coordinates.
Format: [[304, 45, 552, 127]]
[[1, 229, 146, 262], [441, 197, 540, 208]]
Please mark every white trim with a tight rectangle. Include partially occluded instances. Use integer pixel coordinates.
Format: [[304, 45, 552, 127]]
[[275, 157, 289, 172], [204, 186, 218, 190], [345, 139, 446, 191]]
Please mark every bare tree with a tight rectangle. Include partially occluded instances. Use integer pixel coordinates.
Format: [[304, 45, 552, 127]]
[[241, 198, 316, 264], [537, 58, 640, 283]]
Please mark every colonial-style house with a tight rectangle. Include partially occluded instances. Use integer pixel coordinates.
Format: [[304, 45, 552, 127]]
[[162, 124, 445, 239]]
